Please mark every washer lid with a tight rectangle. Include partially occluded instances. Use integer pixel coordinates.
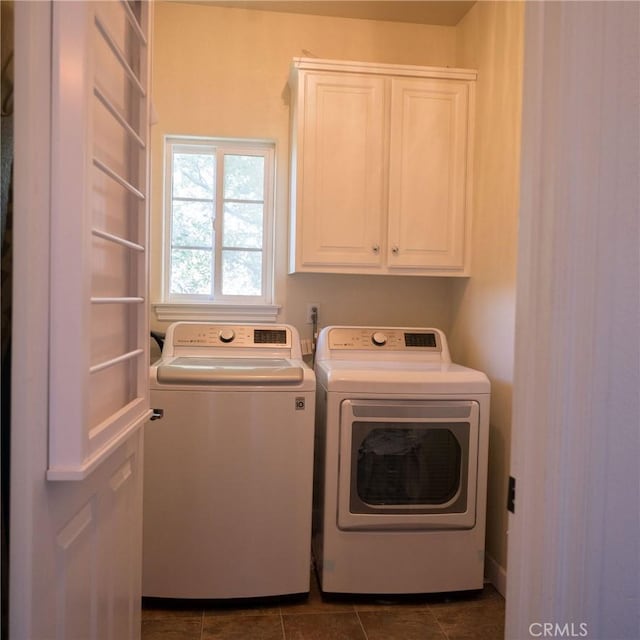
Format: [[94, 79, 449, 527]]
[[156, 357, 304, 385]]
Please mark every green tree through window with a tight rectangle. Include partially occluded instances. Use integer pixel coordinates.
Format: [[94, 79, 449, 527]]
[[165, 138, 274, 304]]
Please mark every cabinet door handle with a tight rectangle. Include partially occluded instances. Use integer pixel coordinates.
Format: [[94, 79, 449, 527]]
[[372, 245, 380, 254], [391, 245, 399, 255]]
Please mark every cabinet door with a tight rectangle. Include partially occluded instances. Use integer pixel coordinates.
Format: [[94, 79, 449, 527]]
[[297, 72, 386, 268], [388, 78, 471, 270]]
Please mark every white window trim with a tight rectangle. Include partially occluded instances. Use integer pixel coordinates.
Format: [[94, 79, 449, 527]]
[[155, 135, 278, 323], [152, 301, 280, 323]]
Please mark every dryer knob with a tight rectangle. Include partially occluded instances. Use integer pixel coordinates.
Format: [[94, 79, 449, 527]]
[[219, 328, 236, 343], [371, 332, 387, 347]]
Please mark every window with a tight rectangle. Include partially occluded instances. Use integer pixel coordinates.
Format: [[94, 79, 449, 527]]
[[162, 137, 275, 312]]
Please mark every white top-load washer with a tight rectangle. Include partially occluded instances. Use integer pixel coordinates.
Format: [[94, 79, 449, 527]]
[[313, 326, 490, 594], [143, 322, 315, 599]]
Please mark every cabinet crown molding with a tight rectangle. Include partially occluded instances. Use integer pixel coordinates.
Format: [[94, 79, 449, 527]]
[[291, 57, 477, 82]]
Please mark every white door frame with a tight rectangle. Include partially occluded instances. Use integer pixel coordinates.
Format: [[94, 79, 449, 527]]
[[506, 2, 639, 639], [10, 2, 54, 631]]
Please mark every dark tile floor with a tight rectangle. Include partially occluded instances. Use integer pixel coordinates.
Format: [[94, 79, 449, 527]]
[[142, 568, 505, 640]]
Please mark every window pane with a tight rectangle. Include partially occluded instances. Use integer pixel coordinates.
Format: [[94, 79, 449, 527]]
[[170, 248, 212, 295], [223, 203, 263, 249], [173, 152, 215, 199], [172, 201, 213, 247], [222, 250, 262, 296], [223, 155, 264, 200]]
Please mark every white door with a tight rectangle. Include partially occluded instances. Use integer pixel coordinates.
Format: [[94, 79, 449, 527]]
[[506, 2, 639, 639], [11, 2, 152, 638]]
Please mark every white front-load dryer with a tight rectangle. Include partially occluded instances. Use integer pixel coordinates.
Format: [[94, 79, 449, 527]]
[[313, 326, 490, 594]]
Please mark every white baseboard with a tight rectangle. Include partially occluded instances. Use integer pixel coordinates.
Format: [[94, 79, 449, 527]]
[[484, 552, 507, 597]]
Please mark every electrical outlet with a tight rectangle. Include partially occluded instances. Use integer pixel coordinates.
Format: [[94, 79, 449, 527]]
[[306, 303, 320, 324], [300, 338, 314, 356]]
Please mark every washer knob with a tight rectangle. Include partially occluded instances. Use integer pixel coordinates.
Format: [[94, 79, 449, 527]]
[[371, 332, 387, 347], [218, 328, 235, 343]]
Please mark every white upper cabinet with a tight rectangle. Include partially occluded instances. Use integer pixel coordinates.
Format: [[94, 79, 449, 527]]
[[288, 58, 476, 276]]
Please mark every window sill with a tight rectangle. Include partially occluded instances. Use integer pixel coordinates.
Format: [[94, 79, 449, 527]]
[[152, 302, 281, 324]]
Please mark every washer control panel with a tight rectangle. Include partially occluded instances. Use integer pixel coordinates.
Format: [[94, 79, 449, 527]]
[[326, 327, 441, 351], [171, 323, 291, 349]]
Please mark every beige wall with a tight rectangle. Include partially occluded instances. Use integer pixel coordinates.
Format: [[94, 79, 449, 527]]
[[451, 1, 524, 581], [150, 2, 458, 339]]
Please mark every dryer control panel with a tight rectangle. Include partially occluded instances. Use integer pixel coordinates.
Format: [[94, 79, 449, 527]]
[[325, 327, 442, 352]]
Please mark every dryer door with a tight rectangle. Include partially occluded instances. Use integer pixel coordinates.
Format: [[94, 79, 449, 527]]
[[337, 399, 479, 530]]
